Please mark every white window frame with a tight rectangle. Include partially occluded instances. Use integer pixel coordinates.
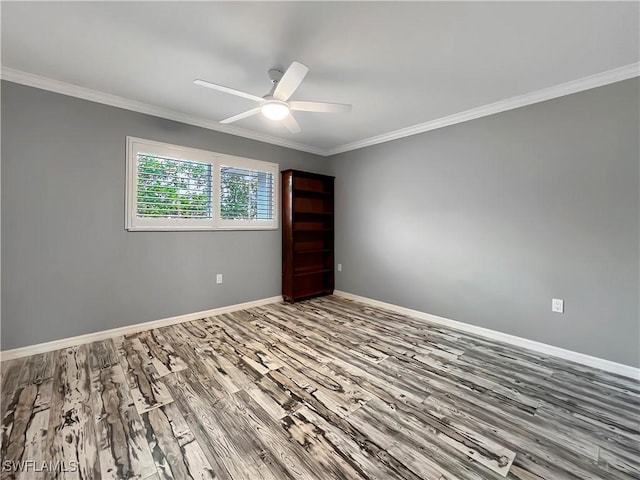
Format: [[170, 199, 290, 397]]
[[126, 137, 279, 231]]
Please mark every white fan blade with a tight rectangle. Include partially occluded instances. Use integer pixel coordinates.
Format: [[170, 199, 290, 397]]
[[273, 62, 309, 101], [220, 107, 261, 124], [194, 79, 263, 103], [282, 114, 301, 133], [290, 101, 352, 113]]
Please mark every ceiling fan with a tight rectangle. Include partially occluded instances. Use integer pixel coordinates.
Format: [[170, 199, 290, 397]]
[[194, 61, 352, 133]]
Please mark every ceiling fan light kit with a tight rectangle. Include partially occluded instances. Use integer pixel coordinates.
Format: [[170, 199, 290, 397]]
[[261, 100, 290, 120], [194, 61, 352, 133]]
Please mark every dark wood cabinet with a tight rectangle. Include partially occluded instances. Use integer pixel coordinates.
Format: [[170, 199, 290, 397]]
[[282, 170, 334, 303]]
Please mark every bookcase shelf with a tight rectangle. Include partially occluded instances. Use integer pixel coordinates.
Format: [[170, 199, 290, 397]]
[[293, 188, 333, 197], [295, 211, 333, 216], [282, 170, 335, 303], [295, 248, 332, 254]]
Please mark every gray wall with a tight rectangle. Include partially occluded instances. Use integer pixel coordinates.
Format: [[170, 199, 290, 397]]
[[329, 78, 640, 367], [1, 81, 329, 350]]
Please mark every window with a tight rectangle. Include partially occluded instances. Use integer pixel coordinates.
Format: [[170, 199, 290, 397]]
[[126, 137, 278, 231]]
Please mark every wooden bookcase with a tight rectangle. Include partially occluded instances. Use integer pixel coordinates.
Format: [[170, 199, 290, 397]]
[[282, 170, 335, 303]]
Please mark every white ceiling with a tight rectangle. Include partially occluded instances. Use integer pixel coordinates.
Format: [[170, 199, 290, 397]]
[[2, 2, 639, 155]]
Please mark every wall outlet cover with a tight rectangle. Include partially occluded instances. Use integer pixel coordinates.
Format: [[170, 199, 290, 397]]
[[216, 274, 223, 284], [552, 298, 564, 313]]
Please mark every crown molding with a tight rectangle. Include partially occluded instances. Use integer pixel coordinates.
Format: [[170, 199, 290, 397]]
[[325, 62, 640, 156], [2, 63, 638, 158], [0, 67, 327, 156]]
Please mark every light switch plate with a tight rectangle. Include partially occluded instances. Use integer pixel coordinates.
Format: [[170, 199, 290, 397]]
[[216, 274, 223, 284]]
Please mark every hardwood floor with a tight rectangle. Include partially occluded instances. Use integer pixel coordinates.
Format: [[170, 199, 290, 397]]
[[1, 296, 639, 479]]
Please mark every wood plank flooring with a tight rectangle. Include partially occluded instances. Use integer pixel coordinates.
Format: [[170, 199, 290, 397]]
[[1, 296, 639, 479]]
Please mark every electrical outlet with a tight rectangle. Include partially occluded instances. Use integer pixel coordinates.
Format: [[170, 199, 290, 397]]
[[552, 298, 564, 313], [216, 274, 223, 284], [337, 263, 342, 272]]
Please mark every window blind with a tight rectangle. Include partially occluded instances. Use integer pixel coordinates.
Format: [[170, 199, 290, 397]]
[[136, 154, 212, 219], [220, 166, 274, 221]]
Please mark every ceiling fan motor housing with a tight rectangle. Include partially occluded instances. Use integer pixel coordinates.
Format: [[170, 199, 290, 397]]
[[268, 68, 284, 84]]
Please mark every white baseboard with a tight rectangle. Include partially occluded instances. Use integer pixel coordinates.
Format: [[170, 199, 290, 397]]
[[4, 291, 637, 380], [334, 290, 640, 380], [0, 296, 282, 362]]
